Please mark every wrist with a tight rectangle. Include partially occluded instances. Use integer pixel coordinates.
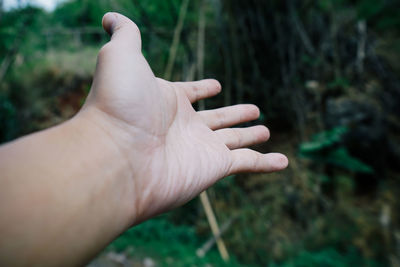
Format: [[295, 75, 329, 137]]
[[71, 107, 138, 227]]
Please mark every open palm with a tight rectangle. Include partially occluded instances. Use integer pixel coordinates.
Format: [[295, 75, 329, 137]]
[[82, 13, 288, 223]]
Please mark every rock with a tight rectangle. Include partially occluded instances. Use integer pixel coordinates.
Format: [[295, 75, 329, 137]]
[[106, 252, 127, 265], [143, 257, 155, 267]]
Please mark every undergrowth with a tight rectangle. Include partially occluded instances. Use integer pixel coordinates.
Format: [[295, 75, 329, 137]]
[[106, 215, 247, 267]]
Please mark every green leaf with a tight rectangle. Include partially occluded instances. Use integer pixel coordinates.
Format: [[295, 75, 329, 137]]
[[299, 127, 373, 173], [299, 127, 347, 154]]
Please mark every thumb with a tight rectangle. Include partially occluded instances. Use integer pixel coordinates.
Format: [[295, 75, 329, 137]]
[[102, 12, 141, 51]]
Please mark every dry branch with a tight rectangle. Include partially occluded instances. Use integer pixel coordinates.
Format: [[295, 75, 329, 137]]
[[164, 0, 189, 80]]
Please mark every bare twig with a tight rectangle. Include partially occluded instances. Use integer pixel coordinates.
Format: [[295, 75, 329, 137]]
[[211, 0, 232, 106], [0, 53, 14, 82], [197, 0, 206, 110], [196, 216, 235, 258], [164, 0, 189, 80], [0, 0, 3, 21], [199, 192, 230, 262], [356, 20, 367, 76], [288, 0, 315, 55], [225, 0, 243, 103]]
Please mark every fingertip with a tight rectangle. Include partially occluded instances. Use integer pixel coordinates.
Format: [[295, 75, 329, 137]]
[[271, 153, 289, 170], [101, 12, 141, 50], [242, 104, 260, 120], [255, 125, 270, 141], [205, 79, 222, 94], [248, 104, 260, 118], [214, 79, 222, 93], [102, 12, 118, 36]]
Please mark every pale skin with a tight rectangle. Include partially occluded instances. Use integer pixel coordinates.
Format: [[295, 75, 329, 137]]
[[0, 13, 288, 266]]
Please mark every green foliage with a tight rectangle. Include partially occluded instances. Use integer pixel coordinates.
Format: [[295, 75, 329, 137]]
[[0, 47, 97, 141], [317, 0, 347, 12], [323, 148, 373, 173], [270, 247, 382, 267], [316, 0, 400, 32], [327, 77, 350, 90], [52, 0, 109, 27], [107, 216, 246, 267], [0, 6, 48, 57], [300, 127, 346, 152], [0, 93, 18, 141], [300, 127, 373, 173], [357, 0, 400, 30]]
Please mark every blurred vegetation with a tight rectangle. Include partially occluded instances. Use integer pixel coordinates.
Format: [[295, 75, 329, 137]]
[[104, 216, 247, 266], [1, 0, 400, 266]]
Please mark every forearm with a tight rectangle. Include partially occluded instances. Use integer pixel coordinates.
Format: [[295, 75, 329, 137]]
[[0, 110, 135, 266]]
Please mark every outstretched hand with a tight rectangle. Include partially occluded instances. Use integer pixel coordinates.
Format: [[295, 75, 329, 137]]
[[80, 13, 288, 223], [0, 12, 289, 266]]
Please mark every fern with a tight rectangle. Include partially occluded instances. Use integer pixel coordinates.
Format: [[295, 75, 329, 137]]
[[299, 127, 373, 173]]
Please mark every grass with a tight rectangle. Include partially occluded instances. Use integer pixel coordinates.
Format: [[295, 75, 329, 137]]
[[105, 215, 248, 267]]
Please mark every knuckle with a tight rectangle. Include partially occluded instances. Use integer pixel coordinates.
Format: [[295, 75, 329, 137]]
[[216, 111, 225, 129], [233, 130, 242, 148], [195, 86, 202, 102], [253, 153, 260, 170]]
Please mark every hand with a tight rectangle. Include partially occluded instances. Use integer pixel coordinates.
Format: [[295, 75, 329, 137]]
[[0, 12, 289, 266], [80, 12, 288, 223]]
